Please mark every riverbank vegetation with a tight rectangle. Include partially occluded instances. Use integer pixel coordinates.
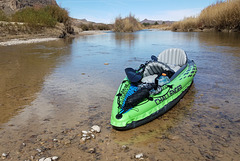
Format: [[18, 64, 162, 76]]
[[171, 0, 240, 32], [0, 5, 76, 40], [11, 5, 69, 27], [0, 10, 9, 21], [114, 14, 142, 32], [78, 23, 112, 31]]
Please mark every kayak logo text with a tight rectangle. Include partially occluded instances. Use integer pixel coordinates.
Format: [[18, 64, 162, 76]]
[[154, 85, 182, 105]]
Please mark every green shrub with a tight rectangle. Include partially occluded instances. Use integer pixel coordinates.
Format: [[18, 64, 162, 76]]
[[143, 23, 150, 26], [11, 7, 56, 27], [79, 23, 111, 31], [0, 10, 9, 21], [44, 5, 69, 24], [11, 5, 69, 27]]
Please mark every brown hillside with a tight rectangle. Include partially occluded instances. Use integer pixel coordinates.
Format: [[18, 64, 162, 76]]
[[0, 0, 57, 15]]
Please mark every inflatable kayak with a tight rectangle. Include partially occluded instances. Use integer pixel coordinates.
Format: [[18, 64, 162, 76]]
[[111, 48, 197, 130]]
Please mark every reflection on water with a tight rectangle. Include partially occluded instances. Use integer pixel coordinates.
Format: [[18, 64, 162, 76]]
[[0, 31, 240, 160], [0, 39, 71, 124], [114, 32, 138, 47]]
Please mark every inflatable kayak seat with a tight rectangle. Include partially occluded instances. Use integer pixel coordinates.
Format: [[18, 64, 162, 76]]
[[143, 62, 172, 77], [158, 48, 188, 72]]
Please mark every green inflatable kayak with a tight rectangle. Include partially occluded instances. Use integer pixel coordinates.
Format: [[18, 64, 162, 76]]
[[111, 48, 197, 130]]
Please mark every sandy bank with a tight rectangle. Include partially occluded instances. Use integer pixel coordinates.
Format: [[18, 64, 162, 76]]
[[0, 30, 107, 46]]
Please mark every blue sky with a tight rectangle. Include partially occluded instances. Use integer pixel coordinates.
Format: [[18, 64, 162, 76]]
[[57, 0, 217, 23]]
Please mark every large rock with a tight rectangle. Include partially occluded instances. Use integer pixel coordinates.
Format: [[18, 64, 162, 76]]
[[0, 0, 57, 15]]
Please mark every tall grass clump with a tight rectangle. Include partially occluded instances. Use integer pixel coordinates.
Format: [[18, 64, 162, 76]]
[[11, 5, 69, 27], [171, 0, 240, 31], [171, 17, 198, 31], [0, 10, 9, 21], [114, 14, 142, 32], [198, 0, 240, 30]]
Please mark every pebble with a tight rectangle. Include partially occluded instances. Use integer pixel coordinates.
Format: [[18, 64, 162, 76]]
[[122, 145, 129, 150], [36, 148, 42, 153], [2, 153, 8, 157], [2, 153, 9, 159], [91, 125, 101, 133], [88, 131, 92, 134], [44, 158, 52, 161], [39, 158, 45, 161], [82, 130, 88, 134], [39, 156, 59, 161], [135, 153, 144, 159], [53, 139, 58, 142], [81, 137, 86, 142], [79, 125, 101, 144], [52, 156, 59, 160], [88, 148, 96, 153]]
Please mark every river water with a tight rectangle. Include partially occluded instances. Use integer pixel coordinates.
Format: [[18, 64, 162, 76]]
[[0, 30, 240, 160]]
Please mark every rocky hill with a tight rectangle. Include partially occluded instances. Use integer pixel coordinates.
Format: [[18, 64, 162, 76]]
[[0, 0, 57, 15], [141, 19, 174, 25]]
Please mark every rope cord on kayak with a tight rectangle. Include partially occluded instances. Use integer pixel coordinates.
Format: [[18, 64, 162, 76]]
[[152, 85, 173, 99], [116, 80, 127, 109]]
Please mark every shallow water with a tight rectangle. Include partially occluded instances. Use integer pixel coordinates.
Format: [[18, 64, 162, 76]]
[[0, 30, 240, 160]]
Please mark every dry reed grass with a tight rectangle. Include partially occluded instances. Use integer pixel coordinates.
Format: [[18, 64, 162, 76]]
[[171, 0, 240, 31], [114, 14, 142, 32]]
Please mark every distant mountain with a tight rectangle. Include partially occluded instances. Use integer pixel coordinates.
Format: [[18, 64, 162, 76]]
[[141, 19, 174, 25], [0, 0, 57, 15]]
